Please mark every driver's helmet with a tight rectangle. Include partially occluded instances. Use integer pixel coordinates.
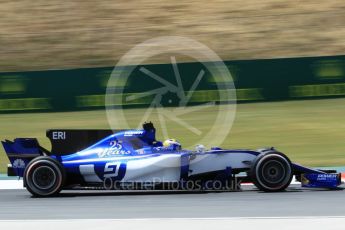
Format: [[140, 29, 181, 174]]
[[163, 139, 182, 151]]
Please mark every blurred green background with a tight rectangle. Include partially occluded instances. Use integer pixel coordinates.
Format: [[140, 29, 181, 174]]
[[1, 98, 345, 173]]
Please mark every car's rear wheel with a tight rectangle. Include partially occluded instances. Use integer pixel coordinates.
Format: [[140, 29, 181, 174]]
[[24, 156, 65, 197], [250, 151, 293, 192]]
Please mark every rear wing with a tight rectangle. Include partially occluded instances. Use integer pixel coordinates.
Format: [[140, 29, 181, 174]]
[[1, 138, 44, 177]]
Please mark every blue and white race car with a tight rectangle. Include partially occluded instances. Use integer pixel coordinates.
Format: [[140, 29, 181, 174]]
[[1, 122, 342, 197]]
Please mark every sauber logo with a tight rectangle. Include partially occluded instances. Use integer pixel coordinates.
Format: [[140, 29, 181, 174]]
[[13, 159, 25, 169]]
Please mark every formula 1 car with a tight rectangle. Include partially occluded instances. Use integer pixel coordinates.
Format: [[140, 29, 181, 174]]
[[1, 122, 342, 197]]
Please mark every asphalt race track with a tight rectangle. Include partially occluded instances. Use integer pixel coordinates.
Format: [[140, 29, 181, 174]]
[[0, 185, 345, 220]]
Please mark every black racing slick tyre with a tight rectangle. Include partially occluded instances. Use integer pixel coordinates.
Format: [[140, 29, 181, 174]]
[[24, 156, 65, 197], [250, 151, 293, 192]]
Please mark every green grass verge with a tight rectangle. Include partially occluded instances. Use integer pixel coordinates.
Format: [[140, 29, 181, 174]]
[[1, 98, 345, 173]]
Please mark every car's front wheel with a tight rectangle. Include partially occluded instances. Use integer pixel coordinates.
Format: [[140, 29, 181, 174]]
[[24, 156, 65, 197], [250, 151, 293, 192]]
